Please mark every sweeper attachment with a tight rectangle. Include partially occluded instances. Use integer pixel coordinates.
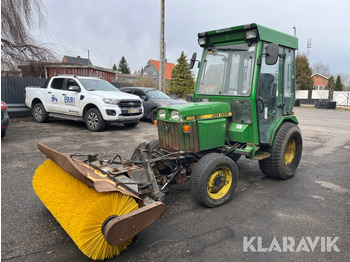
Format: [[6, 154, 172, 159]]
[[33, 142, 168, 260], [32, 23, 303, 260]]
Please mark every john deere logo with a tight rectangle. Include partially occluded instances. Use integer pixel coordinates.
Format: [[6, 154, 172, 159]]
[[164, 126, 170, 133]]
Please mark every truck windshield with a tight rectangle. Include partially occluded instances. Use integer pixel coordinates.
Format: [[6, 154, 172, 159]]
[[196, 43, 256, 97], [78, 78, 120, 91]]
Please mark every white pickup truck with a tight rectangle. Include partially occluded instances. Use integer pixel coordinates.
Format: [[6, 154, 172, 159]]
[[25, 75, 143, 131]]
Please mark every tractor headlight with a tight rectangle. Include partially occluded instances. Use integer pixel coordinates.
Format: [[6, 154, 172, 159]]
[[103, 98, 119, 105], [198, 37, 208, 47], [171, 110, 180, 120], [246, 29, 258, 40], [158, 109, 166, 119]]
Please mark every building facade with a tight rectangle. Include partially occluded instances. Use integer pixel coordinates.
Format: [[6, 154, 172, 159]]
[[312, 73, 329, 90]]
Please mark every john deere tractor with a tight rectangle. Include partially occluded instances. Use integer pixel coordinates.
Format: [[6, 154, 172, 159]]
[[33, 23, 302, 260], [155, 23, 302, 206]]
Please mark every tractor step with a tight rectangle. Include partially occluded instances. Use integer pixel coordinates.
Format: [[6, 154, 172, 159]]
[[250, 151, 270, 160]]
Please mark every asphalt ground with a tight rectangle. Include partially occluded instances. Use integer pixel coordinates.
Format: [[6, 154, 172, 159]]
[[1, 107, 349, 262]]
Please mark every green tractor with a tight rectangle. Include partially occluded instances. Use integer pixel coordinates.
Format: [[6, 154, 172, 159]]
[[34, 23, 303, 260], [155, 23, 302, 207]]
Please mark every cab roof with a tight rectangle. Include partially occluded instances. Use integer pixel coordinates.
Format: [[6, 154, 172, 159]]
[[199, 23, 298, 50]]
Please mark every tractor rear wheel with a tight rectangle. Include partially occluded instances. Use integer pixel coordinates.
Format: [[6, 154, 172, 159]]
[[259, 122, 302, 179], [190, 153, 238, 207]]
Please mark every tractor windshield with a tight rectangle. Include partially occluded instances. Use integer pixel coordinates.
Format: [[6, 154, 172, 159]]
[[196, 43, 256, 97]]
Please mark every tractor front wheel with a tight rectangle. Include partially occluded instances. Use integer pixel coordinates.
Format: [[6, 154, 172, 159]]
[[259, 122, 302, 179], [190, 153, 238, 208]]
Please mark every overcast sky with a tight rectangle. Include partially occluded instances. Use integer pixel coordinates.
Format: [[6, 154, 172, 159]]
[[37, 0, 349, 76]]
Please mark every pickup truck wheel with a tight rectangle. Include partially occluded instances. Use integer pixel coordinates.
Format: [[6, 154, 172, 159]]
[[124, 122, 139, 128], [32, 103, 49, 123], [190, 153, 238, 207], [85, 108, 105, 132]]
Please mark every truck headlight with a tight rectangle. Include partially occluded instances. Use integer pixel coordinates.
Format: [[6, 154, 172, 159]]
[[103, 98, 119, 105], [158, 109, 166, 119], [171, 110, 180, 120]]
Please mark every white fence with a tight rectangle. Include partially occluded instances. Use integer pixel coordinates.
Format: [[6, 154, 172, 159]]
[[333, 91, 350, 106], [296, 90, 350, 106]]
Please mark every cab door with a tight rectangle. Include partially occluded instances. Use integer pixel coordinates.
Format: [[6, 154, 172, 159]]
[[46, 78, 65, 113], [282, 48, 295, 115], [60, 78, 81, 116], [257, 44, 295, 144], [257, 44, 283, 144]]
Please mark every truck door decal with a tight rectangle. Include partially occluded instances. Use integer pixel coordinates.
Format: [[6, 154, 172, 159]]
[[51, 95, 58, 103], [64, 96, 76, 106]]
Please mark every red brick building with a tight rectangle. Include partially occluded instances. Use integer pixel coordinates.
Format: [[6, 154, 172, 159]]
[[311, 73, 329, 90]]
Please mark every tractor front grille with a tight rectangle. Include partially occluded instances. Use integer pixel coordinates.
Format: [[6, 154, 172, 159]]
[[158, 120, 199, 152]]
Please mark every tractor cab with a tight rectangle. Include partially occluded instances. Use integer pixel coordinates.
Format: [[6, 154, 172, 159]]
[[157, 23, 299, 159]]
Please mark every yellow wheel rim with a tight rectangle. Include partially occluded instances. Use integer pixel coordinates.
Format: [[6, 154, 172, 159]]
[[207, 166, 232, 200], [285, 138, 296, 166]]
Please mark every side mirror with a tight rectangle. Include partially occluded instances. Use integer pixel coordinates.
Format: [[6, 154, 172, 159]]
[[141, 95, 147, 101], [68, 85, 80, 92], [265, 43, 279, 65], [189, 52, 197, 69]]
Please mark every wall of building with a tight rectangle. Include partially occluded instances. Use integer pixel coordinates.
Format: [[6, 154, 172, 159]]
[[312, 74, 328, 88], [47, 67, 116, 82]]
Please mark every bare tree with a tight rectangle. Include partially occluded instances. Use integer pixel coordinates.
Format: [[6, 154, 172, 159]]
[[1, 0, 56, 71], [312, 62, 331, 77]]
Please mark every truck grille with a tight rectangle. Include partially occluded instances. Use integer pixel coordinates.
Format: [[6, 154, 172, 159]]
[[118, 100, 141, 108], [118, 100, 142, 116], [158, 120, 199, 152]]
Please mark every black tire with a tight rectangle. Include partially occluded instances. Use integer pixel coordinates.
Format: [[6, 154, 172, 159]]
[[228, 153, 241, 162], [85, 108, 106, 132], [148, 139, 159, 150], [150, 108, 157, 123], [32, 103, 49, 123], [259, 122, 302, 179], [124, 122, 139, 128], [1, 130, 6, 138], [190, 153, 238, 208]]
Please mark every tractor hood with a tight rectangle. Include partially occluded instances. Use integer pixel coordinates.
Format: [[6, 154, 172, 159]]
[[158, 102, 232, 122]]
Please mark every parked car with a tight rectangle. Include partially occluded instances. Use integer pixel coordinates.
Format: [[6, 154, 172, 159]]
[[121, 87, 188, 123], [25, 76, 143, 131], [1, 101, 9, 138]]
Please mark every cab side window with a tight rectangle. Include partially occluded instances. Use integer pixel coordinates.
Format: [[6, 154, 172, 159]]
[[51, 78, 64, 90], [65, 79, 79, 90], [133, 90, 145, 98], [122, 89, 132, 94]]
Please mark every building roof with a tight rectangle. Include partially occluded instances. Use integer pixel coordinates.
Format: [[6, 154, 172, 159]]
[[311, 73, 329, 80], [149, 60, 175, 80], [62, 55, 92, 65]]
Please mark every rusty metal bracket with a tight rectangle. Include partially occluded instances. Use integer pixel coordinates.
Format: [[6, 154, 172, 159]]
[[102, 200, 166, 246]]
